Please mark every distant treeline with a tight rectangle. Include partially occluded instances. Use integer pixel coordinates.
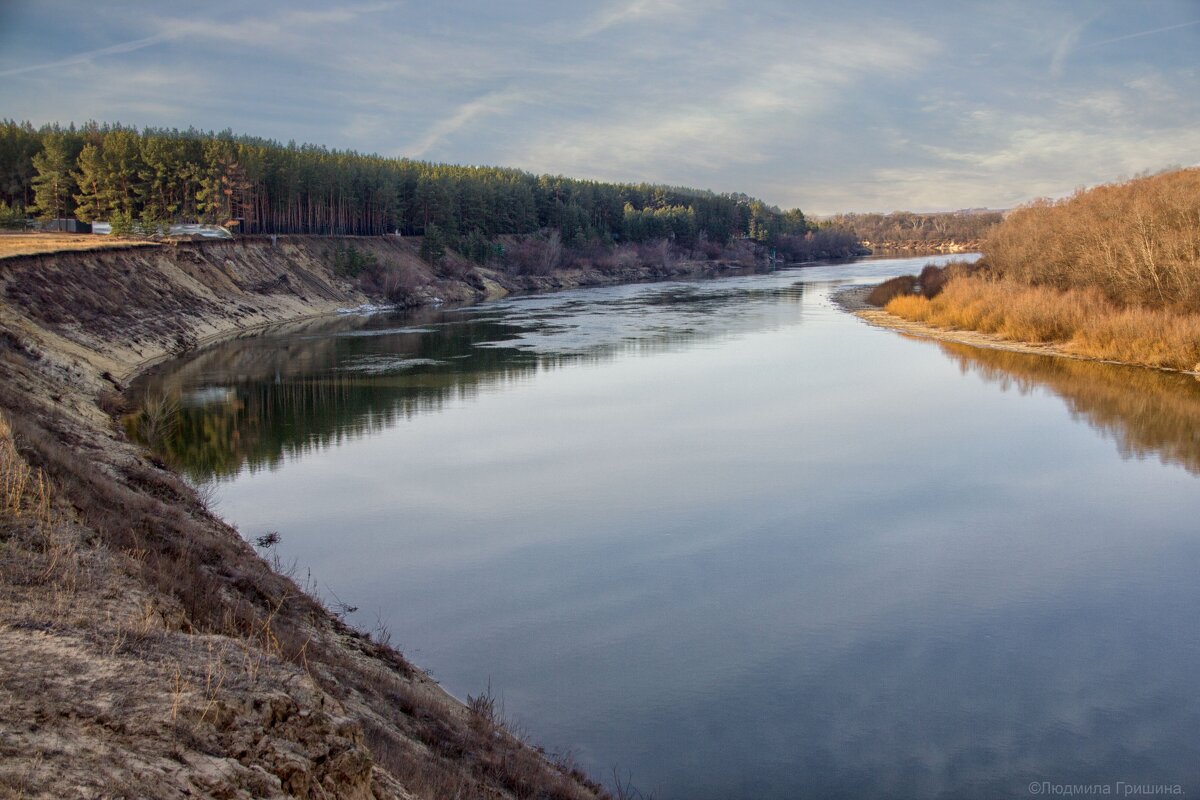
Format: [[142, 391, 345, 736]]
[[826, 210, 1002, 244], [0, 120, 860, 262]]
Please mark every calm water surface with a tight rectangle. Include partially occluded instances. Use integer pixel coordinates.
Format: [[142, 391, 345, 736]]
[[135, 256, 1200, 799]]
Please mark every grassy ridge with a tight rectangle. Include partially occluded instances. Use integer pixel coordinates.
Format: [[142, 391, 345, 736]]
[[881, 168, 1200, 371]]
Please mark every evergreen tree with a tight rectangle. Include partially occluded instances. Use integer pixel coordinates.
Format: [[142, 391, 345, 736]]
[[0, 120, 41, 209], [100, 129, 143, 217], [72, 143, 108, 222], [139, 135, 187, 222], [30, 132, 75, 220], [197, 139, 236, 223], [420, 223, 447, 265], [1, 119, 824, 252]]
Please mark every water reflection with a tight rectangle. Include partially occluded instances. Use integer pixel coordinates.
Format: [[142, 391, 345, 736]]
[[933, 340, 1200, 475], [130, 278, 808, 480], [126, 255, 1200, 799], [135, 272, 1200, 486]]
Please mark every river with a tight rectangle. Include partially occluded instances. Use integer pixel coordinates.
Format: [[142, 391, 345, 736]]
[[132, 255, 1200, 799]]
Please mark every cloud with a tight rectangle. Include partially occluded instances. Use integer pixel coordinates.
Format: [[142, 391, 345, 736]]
[[146, 2, 400, 50], [0, 0, 1197, 214], [1083, 18, 1200, 49], [404, 89, 532, 158], [501, 23, 938, 188], [564, 0, 699, 39], [0, 32, 175, 77], [6, 55, 221, 128], [1048, 17, 1091, 79]]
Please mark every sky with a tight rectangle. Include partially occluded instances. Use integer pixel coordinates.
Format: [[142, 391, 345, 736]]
[[0, 0, 1197, 214]]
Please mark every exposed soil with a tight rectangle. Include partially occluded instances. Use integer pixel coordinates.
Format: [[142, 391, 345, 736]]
[[0, 237, 620, 799]]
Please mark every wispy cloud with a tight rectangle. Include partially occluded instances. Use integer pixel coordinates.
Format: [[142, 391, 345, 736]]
[[148, 2, 399, 50], [0, 32, 175, 77], [504, 23, 938, 188], [1048, 22, 1085, 79], [1084, 19, 1200, 49], [568, 0, 697, 39], [405, 89, 531, 158]]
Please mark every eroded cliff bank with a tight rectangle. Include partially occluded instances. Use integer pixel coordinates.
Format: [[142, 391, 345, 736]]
[[0, 237, 634, 799]]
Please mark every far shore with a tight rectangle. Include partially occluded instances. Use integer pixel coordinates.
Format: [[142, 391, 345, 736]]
[[834, 284, 1200, 378]]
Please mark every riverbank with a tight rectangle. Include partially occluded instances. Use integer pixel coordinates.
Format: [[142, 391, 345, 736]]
[[0, 237, 633, 798], [836, 284, 1200, 377], [862, 238, 983, 254], [2, 235, 759, 383]]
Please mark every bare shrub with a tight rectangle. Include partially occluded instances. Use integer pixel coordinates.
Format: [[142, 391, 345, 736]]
[[1, 412, 51, 526], [983, 167, 1200, 309], [638, 239, 674, 269], [540, 230, 564, 273], [467, 683, 498, 736], [916, 264, 948, 298], [126, 391, 180, 451], [595, 243, 640, 272], [699, 235, 724, 261], [866, 275, 917, 307], [355, 259, 426, 303], [722, 238, 757, 267], [439, 250, 475, 279], [504, 232, 565, 276]]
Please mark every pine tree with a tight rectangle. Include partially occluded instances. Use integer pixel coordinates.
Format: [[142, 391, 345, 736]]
[[100, 129, 143, 217], [420, 223, 447, 265], [196, 139, 236, 224], [72, 143, 108, 222], [30, 132, 75, 220], [139, 135, 187, 222]]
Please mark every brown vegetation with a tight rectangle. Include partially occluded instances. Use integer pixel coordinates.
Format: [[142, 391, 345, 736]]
[[866, 275, 917, 307], [984, 168, 1200, 309], [880, 169, 1200, 372], [885, 278, 1200, 371], [827, 209, 1002, 248], [864, 260, 982, 307]]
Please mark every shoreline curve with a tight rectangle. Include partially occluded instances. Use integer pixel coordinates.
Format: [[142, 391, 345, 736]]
[[833, 285, 1200, 378]]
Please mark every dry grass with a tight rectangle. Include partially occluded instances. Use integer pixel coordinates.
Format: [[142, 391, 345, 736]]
[[864, 261, 983, 308], [1, 391, 609, 799], [0, 412, 50, 526], [0, 232, 156, 259], [886, 276, 1200, 371]]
